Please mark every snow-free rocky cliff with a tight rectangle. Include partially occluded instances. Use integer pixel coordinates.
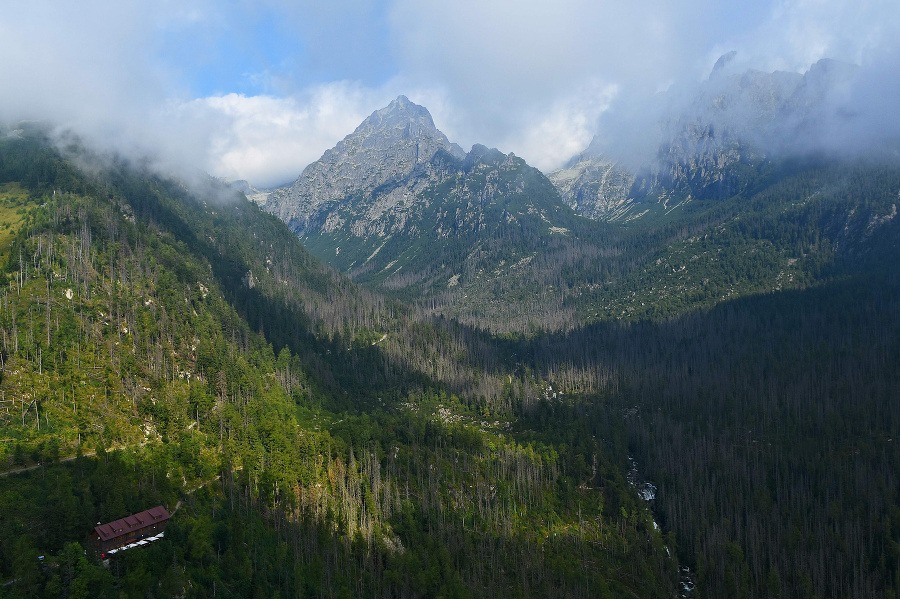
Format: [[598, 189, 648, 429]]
[[266, 95, 465, 235], [264, 96, 576, 295], [550, 57, 861, 221], [548, 155, 636, 221]]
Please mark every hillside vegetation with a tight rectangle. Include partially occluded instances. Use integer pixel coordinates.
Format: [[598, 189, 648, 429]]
[[0, 128, 674, 598], [0, 126, 898, 599]]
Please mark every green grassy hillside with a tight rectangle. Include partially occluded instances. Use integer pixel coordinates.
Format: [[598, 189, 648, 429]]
[[0, 128, 675, 598]]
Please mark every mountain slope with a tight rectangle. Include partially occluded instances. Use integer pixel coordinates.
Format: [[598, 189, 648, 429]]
[[265, 97, 623, 329], [265, 91, 900, 333], [267, 95, 466, 233], [584, 158, 900, 320], [1, 120, 897, 599], [552, 58, 862, 221], [0, 126, 676, 598], [548, 154, 637, 221]]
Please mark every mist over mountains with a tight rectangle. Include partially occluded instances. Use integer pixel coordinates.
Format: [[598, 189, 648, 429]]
[[0, 27, 898, 598], [249, 60, 899, 336], [1, 2, 900, 598], [5, 0, 900, 188], [262, 53, 897, 224], [261, 56, 898, 230], [549, 56, 898, 220]]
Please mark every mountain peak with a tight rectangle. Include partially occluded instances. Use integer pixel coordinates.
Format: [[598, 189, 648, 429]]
[[709, 50, 737, 79], [266, 96, 465, 230], [348, 95, 464, 160], [390, 94, 412, 107], [361, 95, 437, 134]]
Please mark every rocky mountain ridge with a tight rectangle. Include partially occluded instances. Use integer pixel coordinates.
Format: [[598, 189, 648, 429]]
[[258, 65, 898, 331], [266, 95, 465, 234], [551, 57, 861, 221], [547, 154, 637, 221], [263, 96, 581, 311]]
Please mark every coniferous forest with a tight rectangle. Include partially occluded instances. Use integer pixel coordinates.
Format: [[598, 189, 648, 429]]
[[0, 127, 897, 599]]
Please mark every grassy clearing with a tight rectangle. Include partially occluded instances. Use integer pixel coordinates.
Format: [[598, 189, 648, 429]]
[[0, 182, 35, 261]]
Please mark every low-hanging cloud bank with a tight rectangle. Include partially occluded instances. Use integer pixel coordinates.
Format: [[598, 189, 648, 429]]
[[588, 52, 900, 173], [0, 1, 898, 188], [585, 0, 900, 168], [177, 85, 397, 188]]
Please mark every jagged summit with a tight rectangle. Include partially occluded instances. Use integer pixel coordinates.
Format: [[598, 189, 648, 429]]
[[262, 95, 575, 304], [367, 95, 431, 127], [353, 95, 457, 149], [266, 96, 464, 230], [709, 50, 738, 79], [551, 58, 865, 221]]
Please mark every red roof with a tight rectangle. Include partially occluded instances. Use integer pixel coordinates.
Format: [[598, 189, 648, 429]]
[[94, 506, 170, 542]]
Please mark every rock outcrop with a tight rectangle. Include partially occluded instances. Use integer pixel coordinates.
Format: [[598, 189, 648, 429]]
[[266, 95, 465, 234]]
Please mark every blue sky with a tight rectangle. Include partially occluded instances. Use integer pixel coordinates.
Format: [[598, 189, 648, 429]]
[[160, 2, 397, 97], [1, 0, 898, 187]]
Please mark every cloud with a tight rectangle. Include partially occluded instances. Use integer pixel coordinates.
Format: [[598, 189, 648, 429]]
[[178, 83, 395, 187], [390, 0, 900, 170], [384, 0, 773, 169], [0, 1, 219, 181], [1, 0, 897, 188], [493, 81, 618, 172], [577, 0, 900, 167], [796, 48, 900, 158], [740, 0, 900, 158], [0, 3, 170, 125], [389, 0, 715, 97], [728, 0, 900, 72]]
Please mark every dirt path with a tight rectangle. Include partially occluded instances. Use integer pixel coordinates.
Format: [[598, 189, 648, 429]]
[[0, 442, 146, 478], [0, 451, 92, 478]]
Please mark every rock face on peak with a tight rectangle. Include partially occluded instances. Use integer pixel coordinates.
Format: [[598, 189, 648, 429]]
[[266, 96, 465, 233], [641, 58, 858, 200], [548, 154, 636, 221], [550, 58, 862, 221], [263, 96, 586, 322]]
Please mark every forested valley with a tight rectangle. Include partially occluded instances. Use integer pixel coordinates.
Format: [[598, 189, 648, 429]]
[[0, 127, 897, 599], [0, 128, 673, 598]]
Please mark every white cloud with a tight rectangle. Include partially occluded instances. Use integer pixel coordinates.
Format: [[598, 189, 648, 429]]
[[722, 0, 900, 72], [1, 0, 898, 187], [178, 83, 393, 187], [0, 2, 392, 187], [0, 3, 169, 123], [493, 81, 618, 172], [0, 1, 217, 182], [181, 76, 616, 185], [384, 0, 747, 167], [386, 0, 900, 170]]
